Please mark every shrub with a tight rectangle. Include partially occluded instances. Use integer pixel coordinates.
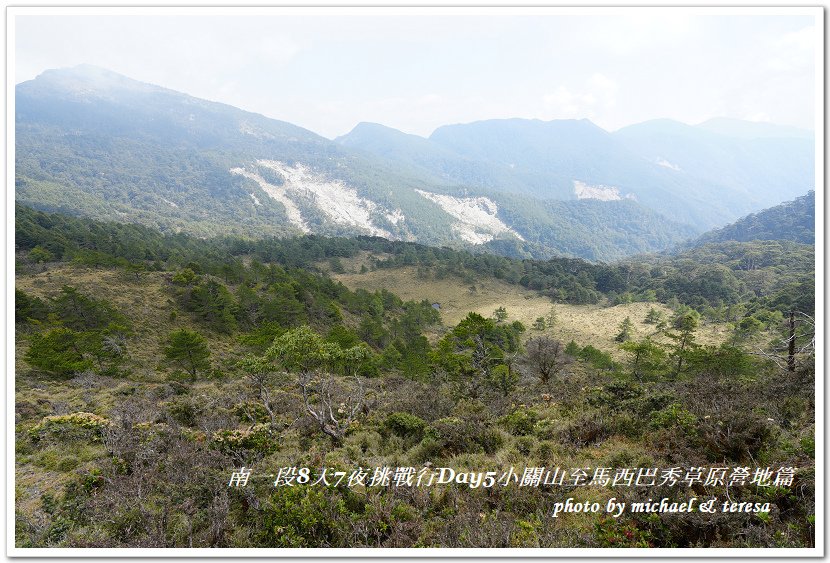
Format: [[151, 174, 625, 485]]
[[558, 412, 611, 447], [424, 416, 502, 456], [252, 487, 348, 547], [695, 412, 776, 463], [30, 412, 110, 443], [385, 412, 427, 439], [499, 408, 540, 436], [233, 401, 271, 424], [212, 423, 277, 455], [165, 398, 199, 427], [651, 403, 697, 431]]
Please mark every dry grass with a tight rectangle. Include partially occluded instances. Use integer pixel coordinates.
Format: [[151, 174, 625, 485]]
[[333, 266, 728, 356]]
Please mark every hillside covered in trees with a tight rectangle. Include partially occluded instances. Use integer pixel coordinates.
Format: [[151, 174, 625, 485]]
[[692, 191, 815, 247], [15, 206, 815, 549]]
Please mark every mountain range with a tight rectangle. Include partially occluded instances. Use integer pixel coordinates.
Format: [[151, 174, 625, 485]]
[[15, 65, 815, 261]]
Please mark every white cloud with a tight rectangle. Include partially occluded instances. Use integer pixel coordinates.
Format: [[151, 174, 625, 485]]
[[767, 25, 815, 72], [541, 73, 619, 121]]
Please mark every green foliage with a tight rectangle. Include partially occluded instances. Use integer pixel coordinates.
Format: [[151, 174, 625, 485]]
[[24, 328, 91, 378], [30, 412, 110, 443], [433, 312, 523, 398], [694, 191, 814, 246], [17, 205, 814, 316], [265, 325, 341, 374], [488, 364, 519, 397], [422, 401, 503, 456], [385, 412, 427, 439], [499, 408, 540, 436], [493, 306, 508, 322], [212, 423, 276, 455], [594, 517, 653, 547], [686, 344, 758, 380], [253, 487, 347, 547], [12, 202, 817, 549], [172, 268, 199, 286], [615, 316, 634, 342], [620, 338, 667, 381], [424, 416, 502, 456], [644, 307, 663, 324], [163, 329, 211, 379], [51, 286, 127, 332], [28, 245, 54, 263], [577, 345, 618, 371], [650, 403, 697, 432], [695, 412, 776, 463], [665, 309, 701, 377], [15, 289, 49, 324]]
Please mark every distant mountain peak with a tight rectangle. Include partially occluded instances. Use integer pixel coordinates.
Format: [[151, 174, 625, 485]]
[[337, 121, 428, 142], [22, 64, 165, 100]]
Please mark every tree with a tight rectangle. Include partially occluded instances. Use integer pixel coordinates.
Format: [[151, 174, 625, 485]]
[[260, 326, 368, 444], [25, 327, 91, 378], [666, 310, 700, 378], [265, 325, 339, 376], [488, 351, 520, 397], [565, 340, 580, 356], [433, 312, 523, 399], [124, 262, 146, 281], [52, 286, 125, 331], [163, 329, 211, 379], [493, 306, 508, 323], [524, 336, 572, 385], [546, 307, 558, 329], [615, 316, 634, 342], [82, 324, 131, 376], [644, 308, 663, 325], [28, 245, 53, 263], [620, 338, 666, 381], [15, 289, 49, 324], [189, 279, 238, 333], [532, 317, 546, 331]]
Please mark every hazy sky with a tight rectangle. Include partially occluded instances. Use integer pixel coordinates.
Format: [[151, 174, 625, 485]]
[[13, 9, 819, 139]]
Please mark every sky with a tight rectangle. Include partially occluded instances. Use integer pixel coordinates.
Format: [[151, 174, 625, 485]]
[[13, 9, 819, 139]]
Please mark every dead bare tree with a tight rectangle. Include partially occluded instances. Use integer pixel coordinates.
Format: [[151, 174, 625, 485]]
[[298, 371, 365, 445], [752, 311, 815, 372], [524, 336, 572, 384], [237, 356, 301, 436]]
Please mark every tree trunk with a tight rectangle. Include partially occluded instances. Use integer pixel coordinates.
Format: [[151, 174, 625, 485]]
[[787, 311, 796, 372]]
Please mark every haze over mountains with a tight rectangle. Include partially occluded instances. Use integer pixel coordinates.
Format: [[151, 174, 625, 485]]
[[15, 65, 815, 262]]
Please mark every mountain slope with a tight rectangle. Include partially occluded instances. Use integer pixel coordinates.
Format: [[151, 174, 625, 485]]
[[614, 119, 814, 221], [16, 65, 701, 262], [691, 191, 815, 246], [339, 117, 814, 230], [16, 65, 459, 242]]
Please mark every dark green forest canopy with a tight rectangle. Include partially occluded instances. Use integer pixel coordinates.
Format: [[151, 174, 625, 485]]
[[16, 205, 814, 316], [691, 191, 815, 247]]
